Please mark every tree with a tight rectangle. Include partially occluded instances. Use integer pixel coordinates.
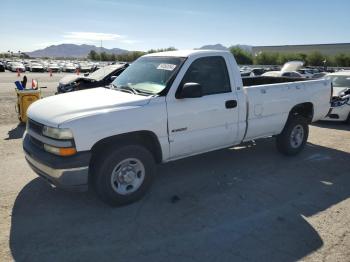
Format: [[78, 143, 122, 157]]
[[229, 47, 253, 65], [334, 53, 350, 67], [278, 53, 307, 64], [100, 51, 108, 61], [110, 53, 116, 61], [254, 52, 279, 65], [88, 50, 98, 60], [306, 51, 325, 66]]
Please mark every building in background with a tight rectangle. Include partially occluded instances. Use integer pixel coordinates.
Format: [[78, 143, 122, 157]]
[[252, 43, 350, 56]]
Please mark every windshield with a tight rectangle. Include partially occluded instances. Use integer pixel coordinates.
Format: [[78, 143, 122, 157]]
[[112, 56, 185, 95], [88, 65, 118, 81], [328, 75, 350, 87]]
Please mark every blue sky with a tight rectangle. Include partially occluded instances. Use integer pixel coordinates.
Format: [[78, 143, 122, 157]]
[[1, 0, 349, 52]]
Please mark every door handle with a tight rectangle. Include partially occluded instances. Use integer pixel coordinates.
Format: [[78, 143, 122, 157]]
[[225, 100, 237, 109]]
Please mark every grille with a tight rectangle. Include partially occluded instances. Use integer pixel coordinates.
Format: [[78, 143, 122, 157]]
[[29, 135, 44, 149], [28, 119, 43, 135]]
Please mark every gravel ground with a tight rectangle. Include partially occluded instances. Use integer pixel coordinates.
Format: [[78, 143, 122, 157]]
[[0, 71, 349, 262]]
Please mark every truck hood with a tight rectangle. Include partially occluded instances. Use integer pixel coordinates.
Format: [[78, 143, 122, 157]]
[[27, 88, 151, 126], [59, 75, 85, 85], [281, 61, 304, 72]]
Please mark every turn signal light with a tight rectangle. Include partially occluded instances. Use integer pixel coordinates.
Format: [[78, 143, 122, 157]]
[[44, 144, 77, 156]]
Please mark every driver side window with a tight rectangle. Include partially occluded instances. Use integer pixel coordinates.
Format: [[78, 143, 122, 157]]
[[180, 56, 231, 96]]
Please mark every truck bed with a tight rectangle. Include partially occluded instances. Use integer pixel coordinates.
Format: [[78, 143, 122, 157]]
[[242, 78, 331, 142], [242, 76, 308, 87]]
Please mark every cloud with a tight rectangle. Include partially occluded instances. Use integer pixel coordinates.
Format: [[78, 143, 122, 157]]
[[63, 32, 123, 42], [120, 39, 139, 44], [32, 32, 139, 50]]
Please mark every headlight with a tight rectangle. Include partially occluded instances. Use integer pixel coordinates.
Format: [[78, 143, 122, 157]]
[[331, 98, 350, 108], [42, 126, 74, 140]]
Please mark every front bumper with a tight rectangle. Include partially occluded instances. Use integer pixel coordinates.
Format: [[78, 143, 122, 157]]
[[23, 133, 91, 191]]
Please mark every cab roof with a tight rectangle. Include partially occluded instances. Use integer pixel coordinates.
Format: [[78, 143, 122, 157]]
[[144, 49, 230, 58]]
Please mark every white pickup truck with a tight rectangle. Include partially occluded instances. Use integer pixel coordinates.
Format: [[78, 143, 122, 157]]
[[23, 50, 332, 206]]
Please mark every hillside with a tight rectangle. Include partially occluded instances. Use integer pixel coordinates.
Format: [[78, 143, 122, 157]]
[[26, 44, 128, 58]]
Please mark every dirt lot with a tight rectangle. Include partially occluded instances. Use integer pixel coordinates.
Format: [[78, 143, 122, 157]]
[[0, 71, 349, 261]]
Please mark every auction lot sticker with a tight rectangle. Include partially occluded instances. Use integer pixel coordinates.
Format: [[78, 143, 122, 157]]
[[157, 64, 177, 71]]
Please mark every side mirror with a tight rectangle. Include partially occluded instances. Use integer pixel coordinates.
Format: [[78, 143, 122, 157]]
[[177, 82, 202, 99]]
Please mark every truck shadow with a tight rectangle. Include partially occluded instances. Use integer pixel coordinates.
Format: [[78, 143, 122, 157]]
[[9, 139, 350, 262], [5, 123, 25, 140]]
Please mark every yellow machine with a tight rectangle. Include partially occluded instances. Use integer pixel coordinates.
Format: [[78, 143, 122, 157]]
[[15, 89, 41, 123]]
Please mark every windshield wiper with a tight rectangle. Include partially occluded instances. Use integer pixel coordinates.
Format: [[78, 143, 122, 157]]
[[113, 84, 152, 96], [112, 84, 137, 94]]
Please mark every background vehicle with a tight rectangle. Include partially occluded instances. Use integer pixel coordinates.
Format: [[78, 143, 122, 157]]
[[9, 62, 25, 72], [327, 71, 350, 95], [56, 63, 128, 93], [312, 72, 327, 79], [78, 63, 92, 73], [0, 62, 5, 72], [47, 63, 60, 72], [28, 62, 44, 72], [62, 63, 77, 72], [24, 50, 331, 206], [323, 72, 350, 122], [262, 71, 303, 78], [297, 68, 317, 78]]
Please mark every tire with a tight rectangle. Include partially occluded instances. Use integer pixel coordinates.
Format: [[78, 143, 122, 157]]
[[93, 144, 156, 206], [276, 115, 309, 156]]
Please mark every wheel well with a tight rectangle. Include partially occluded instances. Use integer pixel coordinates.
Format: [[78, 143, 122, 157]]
[[90, 131, 163, 164], [289, 102, 314, 122]]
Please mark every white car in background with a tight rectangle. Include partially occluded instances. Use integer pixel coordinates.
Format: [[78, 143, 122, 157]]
[[262, 61, 305, 78], [41, 61, 49, 71], [47, 63, 60, 72], [9, 62, 25, 72], [297, 68, 317, 78], [63, 63, 77, 73], [262, 71, 303, 78], [323, 71, 350, 123], [28, 62, 44, 72], [78, 63, 92, 73]]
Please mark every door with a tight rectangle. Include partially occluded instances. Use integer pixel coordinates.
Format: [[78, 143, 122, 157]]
[[166, 56, 240, 159]]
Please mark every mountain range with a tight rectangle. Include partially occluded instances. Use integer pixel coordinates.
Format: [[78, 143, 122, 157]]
[[25, 43, 253, 58], [26, 44, 128, 58]]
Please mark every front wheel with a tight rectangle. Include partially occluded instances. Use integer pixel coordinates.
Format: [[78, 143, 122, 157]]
[[276, 116, 309, 156], [93, 145, 156, 206]]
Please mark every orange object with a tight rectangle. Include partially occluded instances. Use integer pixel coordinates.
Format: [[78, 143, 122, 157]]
[[59, 147, 77, 156], [32, 79, 37, 89]]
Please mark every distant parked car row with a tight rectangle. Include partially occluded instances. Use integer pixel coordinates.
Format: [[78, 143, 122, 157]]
[[240, 61, 335, 79], [0, 59, 112, 73]]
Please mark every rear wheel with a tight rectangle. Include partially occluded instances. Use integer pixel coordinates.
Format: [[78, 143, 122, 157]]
[[93, 144, 156, 206], [276, 116, 309, 156]]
